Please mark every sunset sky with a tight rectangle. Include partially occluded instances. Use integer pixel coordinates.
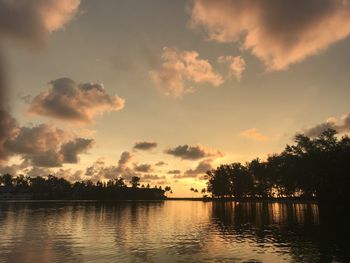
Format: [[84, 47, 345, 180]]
[[1, 0, 350, 197]]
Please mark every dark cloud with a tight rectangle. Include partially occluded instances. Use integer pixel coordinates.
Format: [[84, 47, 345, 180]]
[[165, 144, 221, 160], [190, 0, 350, 70], [0, 1, 80, 143], [55, 169, 84, 182], [185, 159, 213, 176], [0, 111, 93, 167], [0, 110, 18, 162], [133, 141, 157, 151], [0, 0, 80, 48], [85, 151, 139, 181], [60, 138, 94, 163], [174, 159, 213, 179], [304, 113, 350, 137], [167, 170, 181, 174], [142, 174, 166, 182], [118, 151, 132, 168], [28, 78, 125, 124], [133, 163, 153, 173], [155, 161, 167, 166], [23, 166, 51, 178]]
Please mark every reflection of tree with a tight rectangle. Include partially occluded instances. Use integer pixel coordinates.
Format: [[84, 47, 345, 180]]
[[211, 202, 350, 262]]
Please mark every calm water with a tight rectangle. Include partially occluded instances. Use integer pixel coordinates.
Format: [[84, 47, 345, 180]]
[[0, 201, 349, 263]]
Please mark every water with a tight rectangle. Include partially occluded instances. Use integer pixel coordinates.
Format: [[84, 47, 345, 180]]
[[0, 201, 348, 263]]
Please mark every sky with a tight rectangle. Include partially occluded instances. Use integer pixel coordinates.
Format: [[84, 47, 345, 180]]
[[1, 0, 350, 197]]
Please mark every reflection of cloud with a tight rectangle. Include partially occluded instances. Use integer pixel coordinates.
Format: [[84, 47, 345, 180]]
[[165, 144, 222, 160], [150, 47, 223, 97], [304, 113, 350, 137], [190, 0, 350, 70], [28, 78, 125, 124], [240, 128, 269, 141]]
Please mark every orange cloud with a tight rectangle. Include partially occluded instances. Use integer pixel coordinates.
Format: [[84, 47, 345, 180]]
[[240, 128, 269, 142], [218, 55, 246, 81], [150, 47, 223, 97], [190, 0, 350, 70]]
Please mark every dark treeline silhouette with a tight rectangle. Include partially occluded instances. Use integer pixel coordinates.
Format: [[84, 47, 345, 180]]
[[206, 129, 350, 203], [0, 174, 171, 200]]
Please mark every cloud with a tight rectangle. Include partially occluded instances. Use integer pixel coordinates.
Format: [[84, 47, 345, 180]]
[[118, 151, 133, 168], [141, 174, 166, 183], [133, 141, 157, 151], [23, 166, 51, 178], [133, 163, 153, 173], [54, 168, 84, 182], [304, 113, 350, 137], [0, 110, 93, 167], [155, 161, 167, 166], [0, 1, 80, 146], [190, 0, 350, 70], [60, 138, 94, 163], [174, 159, 213, 179], [0, 110, 18, 162], [165, 144, 222, 160], [167, 170, 181, 174], [0, 160, 29, 176], [28, 78, 125, 124], [85, 151, 139, 180], [0, 0, 80, 48], [240, 128, 269, 141], [150, 47, 223, 97], [218, 56, 246, 81]]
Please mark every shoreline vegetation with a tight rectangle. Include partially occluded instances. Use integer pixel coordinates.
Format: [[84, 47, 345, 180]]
[[1, 129, 349, 203], [0, 176, 169, 201], [204, 129, 350, 204]]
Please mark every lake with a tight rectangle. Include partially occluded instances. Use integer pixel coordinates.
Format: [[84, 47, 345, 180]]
[[0, 201, 348, 263]]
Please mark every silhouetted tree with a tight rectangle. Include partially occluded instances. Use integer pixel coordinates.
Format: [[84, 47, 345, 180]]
[[205, 129, 350, 203], [130, 176, 140, 188]]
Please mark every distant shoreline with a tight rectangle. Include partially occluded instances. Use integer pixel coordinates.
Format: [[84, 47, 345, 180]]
[[0, 197, 319, 204]]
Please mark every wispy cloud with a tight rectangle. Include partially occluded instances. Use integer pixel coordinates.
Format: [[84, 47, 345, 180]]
[[240, 128, 269, 142], [218, 55, 246, 81]]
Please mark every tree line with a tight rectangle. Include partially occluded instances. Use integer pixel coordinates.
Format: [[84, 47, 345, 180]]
[[205, 129, 350, 203], [0, 174, 171, 200]]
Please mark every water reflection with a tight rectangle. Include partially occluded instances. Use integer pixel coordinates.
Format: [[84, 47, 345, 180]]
[[0, 201, 349, 263], [211, 201, 349, 262]]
